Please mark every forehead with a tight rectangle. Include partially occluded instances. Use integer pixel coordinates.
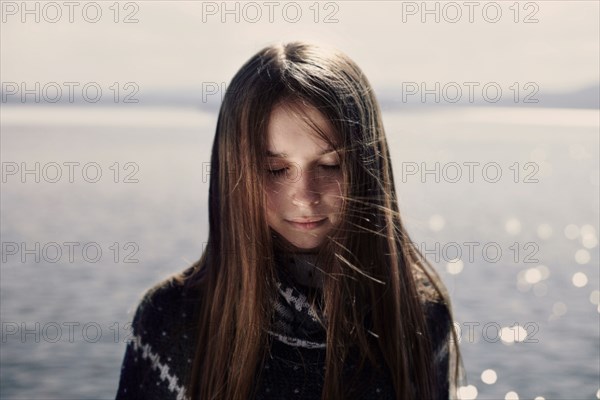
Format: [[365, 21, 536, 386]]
[[266, 102, 338, 158]]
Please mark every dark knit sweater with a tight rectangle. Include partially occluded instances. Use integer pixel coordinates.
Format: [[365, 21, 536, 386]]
[[115, 254, 451, 400]]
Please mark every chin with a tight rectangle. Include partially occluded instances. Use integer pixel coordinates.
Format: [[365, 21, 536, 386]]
[[290, 241, 322, 252], [270, 228, 321, 251], [280, 234, 317, 249]]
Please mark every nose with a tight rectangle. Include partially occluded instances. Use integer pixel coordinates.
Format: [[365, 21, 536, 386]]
[[289, 166, 321, 207]]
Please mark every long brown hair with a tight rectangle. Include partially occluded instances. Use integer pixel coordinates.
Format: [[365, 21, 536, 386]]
[[179, 41, 464, 400]]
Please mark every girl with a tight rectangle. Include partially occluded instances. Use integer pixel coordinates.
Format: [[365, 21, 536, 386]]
[[116, 41, 463, 400]]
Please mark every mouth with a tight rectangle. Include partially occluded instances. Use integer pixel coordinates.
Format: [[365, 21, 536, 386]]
[[286, 218, 327, 230]]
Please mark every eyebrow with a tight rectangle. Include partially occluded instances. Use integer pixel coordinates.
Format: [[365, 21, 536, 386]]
[[266, 147, 336, 158]]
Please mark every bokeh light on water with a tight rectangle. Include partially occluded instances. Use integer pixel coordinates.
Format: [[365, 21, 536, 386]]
[[387, 106, 599, 399]]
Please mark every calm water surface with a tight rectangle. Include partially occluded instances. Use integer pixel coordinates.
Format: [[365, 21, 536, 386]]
[[1, 106, 598, 399]]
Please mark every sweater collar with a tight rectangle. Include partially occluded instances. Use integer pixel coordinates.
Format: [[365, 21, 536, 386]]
[[270, 249, 328, 349]]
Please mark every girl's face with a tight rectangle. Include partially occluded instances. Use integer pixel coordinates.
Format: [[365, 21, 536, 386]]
[[264, 102, 344, 251]]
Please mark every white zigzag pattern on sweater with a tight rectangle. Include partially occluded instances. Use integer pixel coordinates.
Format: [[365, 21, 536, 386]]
[[276, 281, 320, 322], [131, 334, 189, 400], [266, 329, 327, 349]]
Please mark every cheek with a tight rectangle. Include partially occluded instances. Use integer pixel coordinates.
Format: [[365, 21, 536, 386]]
[[264, 184, 282, 214], [322, 178, 344, 203]]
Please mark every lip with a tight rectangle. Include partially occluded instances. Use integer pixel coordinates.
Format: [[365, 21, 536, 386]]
[[288, 217, 326, 223], [286, 218, 327, 230]]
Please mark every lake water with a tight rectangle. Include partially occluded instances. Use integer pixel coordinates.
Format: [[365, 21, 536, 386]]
[[1, 105, 598, 399]]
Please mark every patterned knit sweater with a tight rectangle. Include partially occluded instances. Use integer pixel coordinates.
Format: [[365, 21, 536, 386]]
[[115, 253, 451, 400]]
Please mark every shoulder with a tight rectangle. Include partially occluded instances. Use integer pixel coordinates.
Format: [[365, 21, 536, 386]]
[[411, 265, 453, 399], [116, 265, 202, 399], [128, 265, 201, 344], [411, 263, 453, 347]]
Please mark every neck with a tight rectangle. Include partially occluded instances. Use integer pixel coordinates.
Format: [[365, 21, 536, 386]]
[[277, 250, 323, 290]]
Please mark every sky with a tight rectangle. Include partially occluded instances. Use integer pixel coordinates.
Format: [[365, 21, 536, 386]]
[[1, 1, 599, 96]]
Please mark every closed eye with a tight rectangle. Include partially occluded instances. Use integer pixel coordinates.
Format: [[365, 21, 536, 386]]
[[267, 168, 287, 176], [266, 165, 340, 177]]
